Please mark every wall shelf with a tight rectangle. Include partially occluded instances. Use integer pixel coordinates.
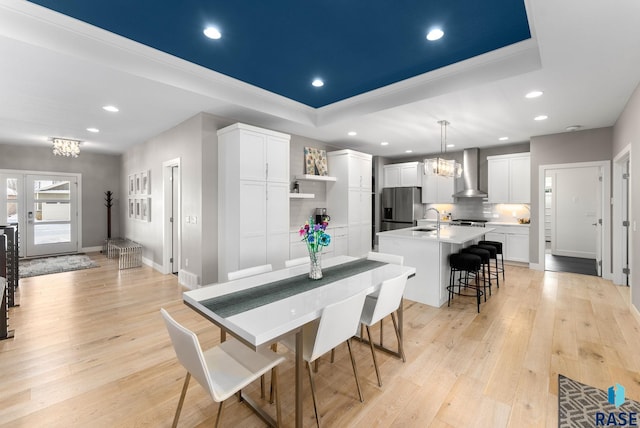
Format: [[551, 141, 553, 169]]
[[289, 193, 314, 199], [294, 174, 337, 182]]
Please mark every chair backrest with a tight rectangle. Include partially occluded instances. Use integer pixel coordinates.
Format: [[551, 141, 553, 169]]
[[227, 264, 272, 281], [160, 308, 214, 396], [367, 273, 409, 325], [308, 291, 367, 362], [367, 251, 404, 266], [285, 256, 310, 268]]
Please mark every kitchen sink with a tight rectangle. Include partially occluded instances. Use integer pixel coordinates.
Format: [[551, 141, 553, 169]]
[[414, 227, 437, 232]]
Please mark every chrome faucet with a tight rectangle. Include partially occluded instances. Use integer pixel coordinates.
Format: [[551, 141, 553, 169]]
[[425, 207, 441, 230]]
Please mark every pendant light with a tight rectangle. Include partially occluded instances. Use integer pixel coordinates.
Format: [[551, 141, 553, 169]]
[[424, 120, 462, 178]]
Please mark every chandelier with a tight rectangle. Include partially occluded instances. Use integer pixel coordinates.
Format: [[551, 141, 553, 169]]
[[424, 120, 462, 178], [52, 138, 81, 158]]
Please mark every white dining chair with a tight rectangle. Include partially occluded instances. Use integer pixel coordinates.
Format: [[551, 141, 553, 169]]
[[160, 308, 285, 428], [227, 264, 272, 281], [359, 272, 409, 387], [284, 256, 310, 268], [281, 291, 368, 427]]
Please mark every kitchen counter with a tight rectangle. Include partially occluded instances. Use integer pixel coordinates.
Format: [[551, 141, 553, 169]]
[[486, 221, 530, 227], [378, 224, 493, 307], [377, 225, 494, 244]]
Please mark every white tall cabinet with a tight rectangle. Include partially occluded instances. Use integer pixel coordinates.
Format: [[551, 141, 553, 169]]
[[217, 123, 290, 281], [327, 150, 372, 258], [487, 153, 530, 203]]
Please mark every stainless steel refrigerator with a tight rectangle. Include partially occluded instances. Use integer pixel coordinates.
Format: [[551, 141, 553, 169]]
[[381, 187, 422, 231]]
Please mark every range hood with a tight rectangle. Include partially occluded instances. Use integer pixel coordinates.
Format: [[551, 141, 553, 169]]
[[453, 148, 488, 198]]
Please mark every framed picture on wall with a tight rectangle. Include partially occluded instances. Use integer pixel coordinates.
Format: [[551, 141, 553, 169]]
[[128, 198, 134, 218], [135, 198, 141, 219], [141, 197, 150, 222], [135, 174, 141, 194], [128, 175, 135, 195], [304, 147, 328, 176], [141, 170, 150, 195]]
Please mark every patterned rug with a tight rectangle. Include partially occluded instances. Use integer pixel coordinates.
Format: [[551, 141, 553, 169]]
[[559, 374, 640, 427], [19, 254, 99, 278]]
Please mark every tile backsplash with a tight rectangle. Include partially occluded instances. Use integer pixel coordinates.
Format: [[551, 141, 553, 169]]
[[423, 198, 530, 223]]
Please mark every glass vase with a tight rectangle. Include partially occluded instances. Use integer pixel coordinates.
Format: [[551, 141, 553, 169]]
[[309, 251, 322, 280]]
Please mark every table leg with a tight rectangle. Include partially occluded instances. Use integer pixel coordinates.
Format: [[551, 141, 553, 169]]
[[295, 330, 303, 428]]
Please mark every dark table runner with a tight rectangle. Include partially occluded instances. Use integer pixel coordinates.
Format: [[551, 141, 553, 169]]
[[202, 258, 386, 318]]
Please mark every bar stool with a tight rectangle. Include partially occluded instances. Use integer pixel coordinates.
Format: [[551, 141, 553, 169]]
[[474, 243, 499, 288], [461, 246, 492, 300], [478, 240, 505, 282], [448, 252, 483, 313]]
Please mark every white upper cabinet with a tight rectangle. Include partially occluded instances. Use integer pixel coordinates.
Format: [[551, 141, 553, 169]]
[[383, 162, 422, 187], [487, 153, 530, 203], [422, 173, 454, 203]]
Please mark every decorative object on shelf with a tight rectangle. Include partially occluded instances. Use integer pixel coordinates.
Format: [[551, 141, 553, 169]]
[[424, 120, 463, 178], [52, 137, 81, 158], [304, 147, 328, 176], [292, 180, 300, 193], [298, 217, 331, 279], [104, 191, 113, 239]]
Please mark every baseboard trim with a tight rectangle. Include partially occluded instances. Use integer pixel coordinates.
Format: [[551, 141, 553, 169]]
[[529, 262, 543, 271], [82, 246, 102, 253]]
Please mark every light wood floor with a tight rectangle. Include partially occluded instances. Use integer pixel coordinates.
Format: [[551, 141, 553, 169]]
[[1, 253, 639, 427]]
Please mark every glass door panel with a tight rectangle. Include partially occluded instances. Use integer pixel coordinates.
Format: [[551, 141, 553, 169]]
[[26, 175, 78, 256]]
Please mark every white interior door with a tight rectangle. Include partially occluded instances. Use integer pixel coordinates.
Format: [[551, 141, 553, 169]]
[[25, 174, 79, 257], [550, 167, 600, 260]]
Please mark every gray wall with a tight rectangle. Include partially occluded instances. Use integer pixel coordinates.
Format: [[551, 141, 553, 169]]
[[613, 81, 640, 312], [529, 127, 613, 264], [121, 112, 234, 285], [0, 143, 121, 248]]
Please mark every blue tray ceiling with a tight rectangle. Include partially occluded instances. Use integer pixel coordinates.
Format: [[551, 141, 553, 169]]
[[27, 0, 531, 108]]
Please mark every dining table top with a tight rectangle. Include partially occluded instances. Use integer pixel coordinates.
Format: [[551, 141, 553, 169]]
[[183, 255, 416, 349]]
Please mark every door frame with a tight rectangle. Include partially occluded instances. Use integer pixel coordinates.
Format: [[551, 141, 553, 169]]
[[537, 160, 611, 279], [162, 158, 181, 275], [0, 169, 82, 257], [613, 145, 632, 286]]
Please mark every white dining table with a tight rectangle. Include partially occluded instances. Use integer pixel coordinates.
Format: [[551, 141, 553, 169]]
[[183, 255, 416, 428]]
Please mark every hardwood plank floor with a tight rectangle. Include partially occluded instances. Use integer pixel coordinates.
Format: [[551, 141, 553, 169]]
[[1, 253, 639, 427]]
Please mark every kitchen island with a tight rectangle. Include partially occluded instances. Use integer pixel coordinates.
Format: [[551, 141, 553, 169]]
[[377, 225, 494, 307]]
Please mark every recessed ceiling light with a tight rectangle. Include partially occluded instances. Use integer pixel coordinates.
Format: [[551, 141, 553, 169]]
[[565, 125, 582, 132], [203, 27, 221, 39], [534, 115, 548, 121], [499, 137, 509, 141], [525, 90, 543, 99], [348, 131, 357, 136], [102, 105, 119, 112], [86, 127, 100, 133], [426, 29, 444, 41], [405, 150, 413, 153], [312, 78, 324, 87], [380, 141, 389, 146]]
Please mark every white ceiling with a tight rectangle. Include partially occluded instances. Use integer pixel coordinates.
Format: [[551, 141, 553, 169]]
[[1, 0, 639, 158]]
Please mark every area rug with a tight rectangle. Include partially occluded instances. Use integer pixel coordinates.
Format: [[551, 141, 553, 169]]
[[20, 254, 99, 278], [559, 374, 640, 427]]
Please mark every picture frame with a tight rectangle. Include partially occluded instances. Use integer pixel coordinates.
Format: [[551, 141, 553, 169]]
[[141, 170, 150, 195], [135, 198, 141, 219], [141, 197, 150, 222], [128, 175, 135, 195], [134, 174, 141, 194], [128, 198, 134, 218], [304, 147, 328, 176]]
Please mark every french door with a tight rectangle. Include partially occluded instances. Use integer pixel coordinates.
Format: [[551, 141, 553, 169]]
[[0, 171, 80, 257]]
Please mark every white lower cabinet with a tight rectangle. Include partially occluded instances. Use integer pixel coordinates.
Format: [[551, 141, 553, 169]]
[[485, 224, 529, 263], [289, 225, 346, 260]]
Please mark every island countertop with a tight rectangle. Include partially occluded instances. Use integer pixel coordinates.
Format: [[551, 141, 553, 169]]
[[377, 225, 495, 245]]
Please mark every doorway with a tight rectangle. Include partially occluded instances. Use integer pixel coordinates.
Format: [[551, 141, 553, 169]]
[[538, 161, 611, 278], [0, 170, 81, 257], [162, 159, 181, 275], [613, 147, 631, 286]]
